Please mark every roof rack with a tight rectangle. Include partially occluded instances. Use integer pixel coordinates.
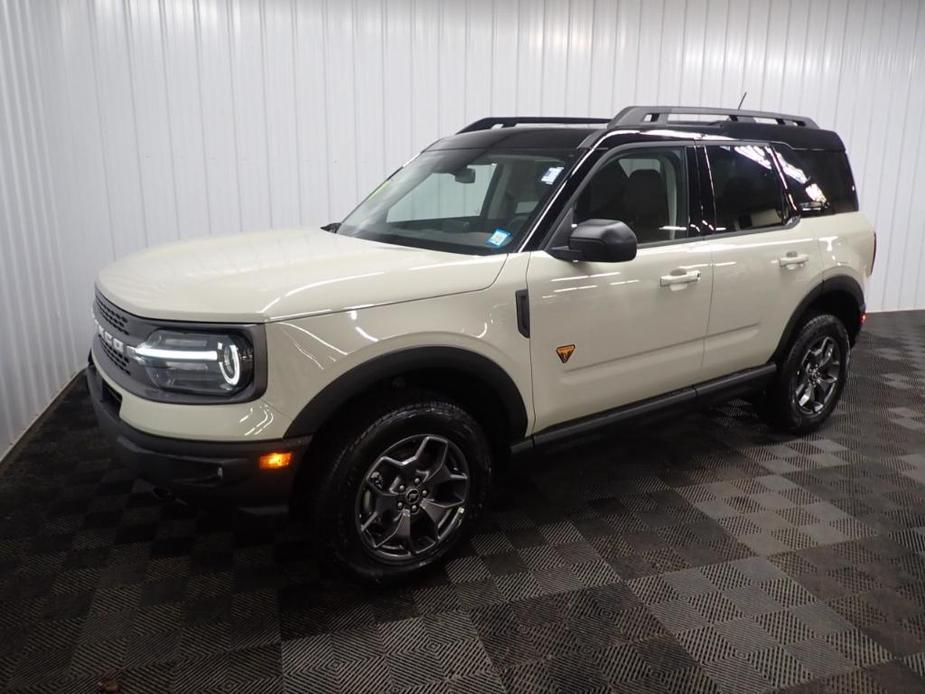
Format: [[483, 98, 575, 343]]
[[457, 116, 611, 133], [609, 106, 818, 129]]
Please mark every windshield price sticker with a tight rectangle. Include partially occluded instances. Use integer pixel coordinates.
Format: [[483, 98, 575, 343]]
[[486, 229, 512, 248]]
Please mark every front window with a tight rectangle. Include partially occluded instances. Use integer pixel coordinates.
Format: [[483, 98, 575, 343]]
[[573, 147, 689, 244], [338, 148, 576, 254]]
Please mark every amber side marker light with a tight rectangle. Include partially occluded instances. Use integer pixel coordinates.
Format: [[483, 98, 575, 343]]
[[259, 451, 293, 470]]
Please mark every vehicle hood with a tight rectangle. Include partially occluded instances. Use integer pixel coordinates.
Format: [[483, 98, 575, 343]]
[[96, 228, 507, 322]]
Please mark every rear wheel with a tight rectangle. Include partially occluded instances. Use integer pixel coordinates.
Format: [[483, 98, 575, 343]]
[[309, 390, 492, 583], [758, 313, 850, 434]]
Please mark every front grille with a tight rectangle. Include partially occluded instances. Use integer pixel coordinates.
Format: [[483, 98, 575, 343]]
[[95, 297, 129, 335], [101, 339, 131, 375]]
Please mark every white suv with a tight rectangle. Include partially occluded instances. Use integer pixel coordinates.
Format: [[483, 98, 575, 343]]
[[88, 106, 875, 582]]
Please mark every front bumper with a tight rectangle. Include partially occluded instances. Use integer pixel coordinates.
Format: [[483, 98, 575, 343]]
[[86, 361, 311, 516]]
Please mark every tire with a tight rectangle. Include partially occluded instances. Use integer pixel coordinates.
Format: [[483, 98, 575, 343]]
[[309, 389, 492, 583], [758, 313, 850, 434]]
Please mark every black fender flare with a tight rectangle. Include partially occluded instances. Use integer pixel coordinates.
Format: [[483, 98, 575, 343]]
[[823, 274, 866, 311], [283, 346, 529, 440], [770, 274, 866, 363]]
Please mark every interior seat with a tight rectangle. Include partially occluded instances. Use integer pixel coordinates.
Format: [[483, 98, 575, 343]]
[[716, 176, 751, 231], [622, 169, 670, 243], [718, 175, 783, 230], [575, 163, 628, 222]]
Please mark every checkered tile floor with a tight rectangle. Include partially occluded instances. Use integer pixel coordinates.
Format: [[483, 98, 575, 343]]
[[2, 311, 925, 693]]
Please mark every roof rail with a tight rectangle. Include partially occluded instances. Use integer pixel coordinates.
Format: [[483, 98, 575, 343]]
[[609, 106, 818, 129], [458, 116, 611, 133]]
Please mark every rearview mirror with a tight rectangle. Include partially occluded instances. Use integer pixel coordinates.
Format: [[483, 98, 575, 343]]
[[453, 167, 476, 184], [548, 219, 638, 263]]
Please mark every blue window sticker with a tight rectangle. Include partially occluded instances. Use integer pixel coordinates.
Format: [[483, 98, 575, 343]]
[[540, 165, 564, 184], [486, 228, 512, 248]]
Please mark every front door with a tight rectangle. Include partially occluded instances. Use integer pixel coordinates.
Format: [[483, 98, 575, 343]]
[[526, 145, 713, 434]]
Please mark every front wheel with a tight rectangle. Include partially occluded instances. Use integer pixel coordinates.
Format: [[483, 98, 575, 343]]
[[757, 313, 850, 434], [309, 390, 492, 583]]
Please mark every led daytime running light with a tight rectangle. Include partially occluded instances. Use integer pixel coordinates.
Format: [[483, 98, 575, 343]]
[[218, 342, 242, 386], [133, 345, 219, 361]]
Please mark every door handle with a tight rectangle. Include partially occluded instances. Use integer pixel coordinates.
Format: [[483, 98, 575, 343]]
[[779, 252, 809, 268], [660, 269, 701, 287]]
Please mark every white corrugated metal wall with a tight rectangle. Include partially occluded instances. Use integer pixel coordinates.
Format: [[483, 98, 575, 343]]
[[1, 0, 924, 455], [0, 0, 80, 456]]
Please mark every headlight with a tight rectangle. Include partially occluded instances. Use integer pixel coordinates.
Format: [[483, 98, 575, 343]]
[[131, 330, 254, 396]]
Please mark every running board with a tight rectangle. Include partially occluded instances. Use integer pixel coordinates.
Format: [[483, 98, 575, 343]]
[[515, 363, 777, 452]]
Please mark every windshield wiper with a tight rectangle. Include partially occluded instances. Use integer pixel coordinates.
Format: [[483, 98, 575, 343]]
[[320, 222, 341, 233]]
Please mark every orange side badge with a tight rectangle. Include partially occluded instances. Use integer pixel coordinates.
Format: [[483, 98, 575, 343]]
[[555, 344, 575, 364]]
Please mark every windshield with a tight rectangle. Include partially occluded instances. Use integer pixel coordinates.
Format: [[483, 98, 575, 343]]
[[337, 148, 576, 254]]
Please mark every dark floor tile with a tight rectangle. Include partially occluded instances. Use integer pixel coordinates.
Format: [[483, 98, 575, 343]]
[[2, 313, 925, 691]]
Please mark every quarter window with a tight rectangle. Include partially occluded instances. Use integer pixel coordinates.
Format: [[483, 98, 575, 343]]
[[706, 145, 788, 232], [574, 148, 689, 245], [774, 146, 859, 215]]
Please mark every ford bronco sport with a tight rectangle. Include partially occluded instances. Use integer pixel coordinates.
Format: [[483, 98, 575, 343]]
[[88, 106, 875, 582]]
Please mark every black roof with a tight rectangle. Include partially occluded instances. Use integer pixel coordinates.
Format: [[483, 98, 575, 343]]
[[427, 126, 600, 151], [430, 107, 845, 153], [627, 121, 844, 150]]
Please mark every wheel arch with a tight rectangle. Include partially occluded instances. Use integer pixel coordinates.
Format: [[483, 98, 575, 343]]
[[284, 346, 530, 446], [771, 275, 866, 364]]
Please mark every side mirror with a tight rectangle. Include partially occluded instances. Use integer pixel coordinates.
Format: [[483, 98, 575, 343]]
[[548, 219, 638, 262]]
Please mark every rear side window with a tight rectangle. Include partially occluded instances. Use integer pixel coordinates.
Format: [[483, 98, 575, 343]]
[[775, 147, 859, 215], [706, 145, 788, 233]]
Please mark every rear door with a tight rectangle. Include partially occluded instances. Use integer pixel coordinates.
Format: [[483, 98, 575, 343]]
[[698, 143, 824, 380]]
